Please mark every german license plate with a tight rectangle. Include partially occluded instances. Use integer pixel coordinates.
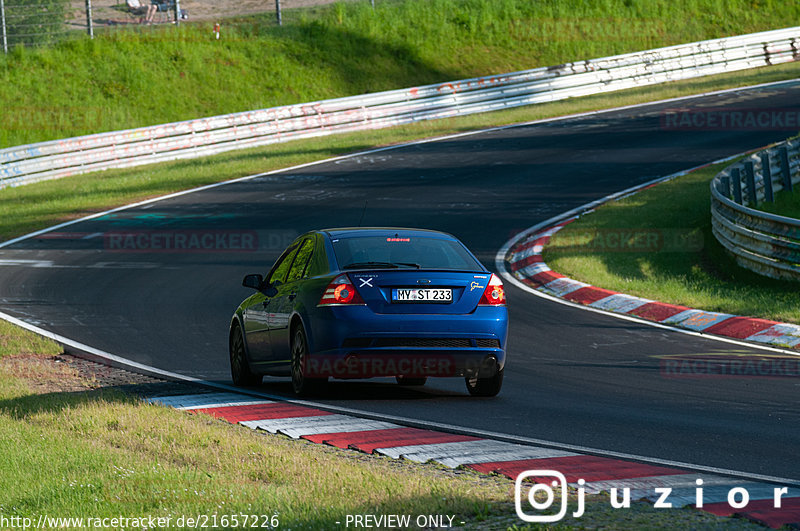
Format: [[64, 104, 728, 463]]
[[392, 288, 452, 303]]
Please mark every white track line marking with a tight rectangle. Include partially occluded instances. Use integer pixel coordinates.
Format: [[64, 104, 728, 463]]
[[581, 474, 731, 496], [239, 414, 399, 438], [749, 324, 800, 347], [280, 419, 399, 439], [495, 154, 800, 360], [3, 310, 800, 486], [662, 309, 735, 331], [2, 80, 800, 487], [2, 77, 798, 250], [240, 415, 337, 433], [148, 393, 273, 410], [377, 440, 516, 460], [589, 294, 651, 313], [541, 278, 590, 297], [435, 448, 576, 469]]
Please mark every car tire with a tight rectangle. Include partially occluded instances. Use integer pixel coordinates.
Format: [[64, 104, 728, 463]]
[[230, 324, 262, 387], [465, 365, 503, 397], [291, 325, 327, 396], [395, 376, 427, 386]]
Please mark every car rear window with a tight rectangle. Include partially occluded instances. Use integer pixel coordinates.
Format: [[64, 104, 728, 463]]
[[331, 235, 482, 271]]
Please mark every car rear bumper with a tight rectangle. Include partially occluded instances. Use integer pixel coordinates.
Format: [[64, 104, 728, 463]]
[[306, 347, 504, 379], [305, 305, 507, 379]]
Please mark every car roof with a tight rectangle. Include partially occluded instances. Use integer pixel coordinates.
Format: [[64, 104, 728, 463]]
[[320, 227, 458, 240]]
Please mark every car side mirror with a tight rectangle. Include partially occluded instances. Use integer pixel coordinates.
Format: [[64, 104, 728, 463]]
[[264, 284, 278, 297], [242, 274, 263, 290]]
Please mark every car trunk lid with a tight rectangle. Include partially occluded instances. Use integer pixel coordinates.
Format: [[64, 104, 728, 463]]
[[346, 270, 491, 314]]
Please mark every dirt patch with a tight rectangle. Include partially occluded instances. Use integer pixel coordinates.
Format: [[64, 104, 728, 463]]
[[1, 354, 87, 393], [0, 350, 184, 395], [178, 0, 356, 22], [68, 0, 362, 28]]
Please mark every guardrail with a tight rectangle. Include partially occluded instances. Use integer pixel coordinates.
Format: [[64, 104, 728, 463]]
[[2, 26, 799, 189], [710, 138, 800, 280]]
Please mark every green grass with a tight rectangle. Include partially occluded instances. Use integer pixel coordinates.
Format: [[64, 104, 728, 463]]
[[0, 324, 761, 529], [0, 326, 519, 529], [0, 321, 61, 359], [0, 384, 514, 526], [1, 0, 800, 146], [758, 186, 800, 219], [1, 1, 798, 525], [544, 161, 800, 324]]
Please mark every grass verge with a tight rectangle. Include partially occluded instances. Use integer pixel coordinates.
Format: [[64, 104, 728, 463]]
[[2, 61, 799, 243], [544, 160, 800, 325], [758, 187, 800, 219], [1, 0, 800, 146], [0, 322, 762, 528]]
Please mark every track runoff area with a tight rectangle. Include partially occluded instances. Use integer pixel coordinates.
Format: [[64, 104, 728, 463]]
[[2, 80, 800, 527]]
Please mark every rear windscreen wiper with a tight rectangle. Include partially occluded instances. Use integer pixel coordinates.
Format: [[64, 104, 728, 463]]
[[343, 261, 399, 269], [343, 261, 421, 269]]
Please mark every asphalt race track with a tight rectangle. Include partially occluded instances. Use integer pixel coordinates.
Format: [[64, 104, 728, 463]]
[[2, 81, 800, 480]]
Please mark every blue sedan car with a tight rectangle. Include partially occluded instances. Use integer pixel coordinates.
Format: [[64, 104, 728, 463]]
[[229, 228, 508, 396]]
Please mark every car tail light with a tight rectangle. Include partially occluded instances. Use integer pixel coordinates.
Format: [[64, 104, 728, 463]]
[[318, 274, 366, 306], [478, 274, 506, 306]]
